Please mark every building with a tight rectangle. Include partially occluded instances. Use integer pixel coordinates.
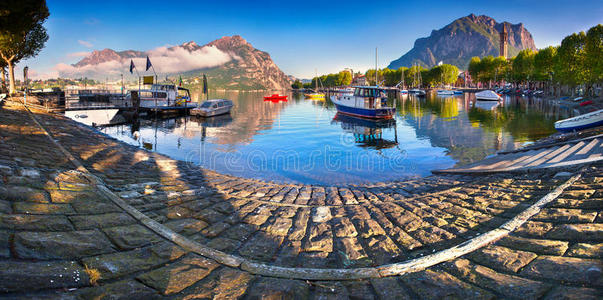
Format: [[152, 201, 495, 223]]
[[499, 24, 508, 59], [352, 74, 367, 86]]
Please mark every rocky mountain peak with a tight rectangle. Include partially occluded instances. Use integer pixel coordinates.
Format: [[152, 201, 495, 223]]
[[388, 14, 537, 70]]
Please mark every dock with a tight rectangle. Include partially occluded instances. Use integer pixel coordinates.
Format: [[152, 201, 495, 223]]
[[433, 134, 603, 174]]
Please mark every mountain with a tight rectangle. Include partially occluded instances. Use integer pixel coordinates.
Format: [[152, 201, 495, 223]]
[[68, 35, 292, 90], [387, 14, 537, 70]]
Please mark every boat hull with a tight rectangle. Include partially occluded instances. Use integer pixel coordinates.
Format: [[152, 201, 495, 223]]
[[555, 109, 603, 132], [334, 103, 395, 119]]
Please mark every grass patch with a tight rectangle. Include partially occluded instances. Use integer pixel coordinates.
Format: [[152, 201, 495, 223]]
[[84, 264, 101, 286]]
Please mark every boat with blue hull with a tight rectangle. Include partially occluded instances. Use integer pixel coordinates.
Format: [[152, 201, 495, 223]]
[[555, 109, 603, 132], [330, 86, 395, 119]]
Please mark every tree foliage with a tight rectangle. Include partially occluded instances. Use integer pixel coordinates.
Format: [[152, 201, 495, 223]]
[[0, 0, 49, 94]]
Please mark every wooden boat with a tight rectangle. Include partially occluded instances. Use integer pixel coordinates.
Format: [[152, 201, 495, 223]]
[[555, 109, 603, 132], [190, 99, 233, 117], [264, 94, 288, 101], [330, 86, 395, 119], [475, 90, 502, 101]]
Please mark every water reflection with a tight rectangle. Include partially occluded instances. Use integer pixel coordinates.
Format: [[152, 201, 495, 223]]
[[99, 91, 575, 185], [331, 113, 398, 150]]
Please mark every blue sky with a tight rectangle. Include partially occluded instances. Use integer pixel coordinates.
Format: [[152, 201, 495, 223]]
[[22, 0, 603, 79]]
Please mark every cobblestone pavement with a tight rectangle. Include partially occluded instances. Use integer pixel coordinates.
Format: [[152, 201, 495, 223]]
[[0, 101, 601, 299]]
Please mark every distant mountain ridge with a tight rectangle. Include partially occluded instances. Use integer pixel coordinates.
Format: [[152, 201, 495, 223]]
[[388, 14, 537, 70], [69, 35, 292, 90]]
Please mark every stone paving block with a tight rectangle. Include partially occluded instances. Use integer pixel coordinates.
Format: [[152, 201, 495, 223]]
[[206, 237, 242, 252], [498, 235, 569, 256], [238, 231, 283, 261], [543, 285, 600, 300], [14, 229, 115, 260], [0, 214, 73, 231], [337, 237, 368, 263], [0, 260, 89, 293], [13, 202, 75, 214], [76, 279, 161, 299], [514, 220, 554, 238], [0, 200, 11, 214], [266, 217, 293, 236], [69, 212, 137, 230], [0, 230, 9, 258], [469, 245, 538, 273], [534, 208, 598, 223], [303, 222, 333, 252], [343, 280, 376, 299], [444, 258, 551, 299], [246, 277, 309, 299], [137, 254, 219, 295], [289, 208, 310, 241], [400, 269, 494, 300], [163, 218, 208, 236], [566, 242, 603, 258], [70, 198, 122, 214], [103, 224, 163, 250], [388, 227, 423, 251], [332, 217, 358, 238], [195, 208, 225, 223], [370, 277, 411, 300], [222, 223, 257, 241], [547, 223, 603, 241], [0, 185, 48, 202], [201, 221, 231, 238], [355, 219, 386, 238], [82, 243, 186, 280], [520, 255, 603, 286], [365, 235, 403, 264], [178, 267, 254, 299]]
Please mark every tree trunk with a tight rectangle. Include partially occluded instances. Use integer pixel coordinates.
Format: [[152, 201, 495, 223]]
[[8, 61, 16, 95], [0, 68, 5, 92]]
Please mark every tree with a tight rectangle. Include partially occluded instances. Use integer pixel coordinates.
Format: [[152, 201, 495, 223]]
[[511, 50, 535, 86], [0, 0, 49, 94], [585, 24, 603, 96], [468, 57, 482, 86], [534, 46, 557, 93], [291, 79, 303, 89], [555, 31, 587, 93]]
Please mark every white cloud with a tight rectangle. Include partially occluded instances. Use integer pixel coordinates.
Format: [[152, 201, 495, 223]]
[[78, 40, 93, 48], [67, 51, 91, 58], [56, 45, 236, 79]]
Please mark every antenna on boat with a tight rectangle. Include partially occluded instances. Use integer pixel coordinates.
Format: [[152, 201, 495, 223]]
[[375, 47, 378, 87]]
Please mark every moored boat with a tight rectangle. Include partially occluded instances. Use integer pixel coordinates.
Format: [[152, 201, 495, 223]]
[[554, 109, 603, 132], [126, 84, 192, 108], [330, 86, 395, 119], [190, 99, 233, 117], [475, 90, 502, 101], [304, 92, 325, 100], [264, 94, 288, 102], [409, 89, 426, 97], [437, 90, 455, 95]]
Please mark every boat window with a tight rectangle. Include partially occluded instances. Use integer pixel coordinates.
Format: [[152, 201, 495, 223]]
[[200, 102, 213, 108]]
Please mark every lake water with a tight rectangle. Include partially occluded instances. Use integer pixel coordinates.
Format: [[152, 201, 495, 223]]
[[99, 91, 576, 185]]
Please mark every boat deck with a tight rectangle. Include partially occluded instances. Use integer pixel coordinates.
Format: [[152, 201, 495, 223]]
[[433, 134, 603, 174]]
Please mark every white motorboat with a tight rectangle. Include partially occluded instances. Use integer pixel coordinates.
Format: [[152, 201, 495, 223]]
[[475, 90, 502, 101], [409, 89, 426, 97], [127, 84, 192, 108], [191, 99, 234, 117], [555, 109, 603, 132], [437, 90, 455, 95]]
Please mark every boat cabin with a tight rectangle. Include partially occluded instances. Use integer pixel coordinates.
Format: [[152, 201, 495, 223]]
[[133, 84, 191, 108], [347, 86, 388, 109]]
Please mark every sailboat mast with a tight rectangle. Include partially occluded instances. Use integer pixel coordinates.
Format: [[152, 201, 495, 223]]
[[375, 47, 378, 86]]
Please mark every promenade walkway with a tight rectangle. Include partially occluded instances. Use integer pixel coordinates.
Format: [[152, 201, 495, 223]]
[[0, 100, 600, 298]]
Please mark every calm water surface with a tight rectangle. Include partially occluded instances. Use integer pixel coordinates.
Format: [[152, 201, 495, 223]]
[[100, 92, 576, 185]]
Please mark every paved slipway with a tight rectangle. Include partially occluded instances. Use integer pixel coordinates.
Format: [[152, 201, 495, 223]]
[[0, 99, 601, 299]]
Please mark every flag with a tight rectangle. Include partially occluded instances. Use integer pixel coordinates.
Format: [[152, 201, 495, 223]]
[[129, 60, 135, 74], [146, 56, 152, 71], [203, 74, 208, 94], [178, 75, 183, 87]]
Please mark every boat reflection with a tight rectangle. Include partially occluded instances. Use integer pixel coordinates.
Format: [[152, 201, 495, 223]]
[[331, 113, 398, 150], [474, 100, 500, 111]]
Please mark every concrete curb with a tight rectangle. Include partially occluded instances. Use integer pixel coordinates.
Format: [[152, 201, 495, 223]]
[[22, 103, 584, 280]]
